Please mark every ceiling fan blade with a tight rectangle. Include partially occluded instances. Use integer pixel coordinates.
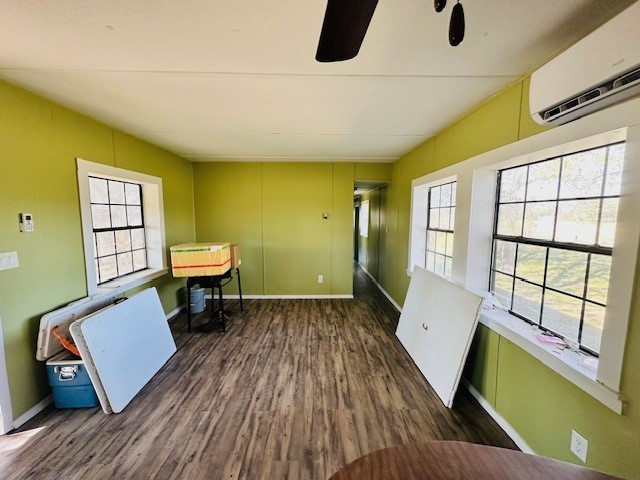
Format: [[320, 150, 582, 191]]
[[315, 0, 379, 62]]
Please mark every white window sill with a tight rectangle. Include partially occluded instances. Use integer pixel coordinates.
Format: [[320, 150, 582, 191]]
[[479, 307, 626, 414], [92, 268, 169, 297]]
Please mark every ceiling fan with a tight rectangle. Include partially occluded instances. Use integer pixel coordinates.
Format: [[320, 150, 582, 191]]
[[315, 0, 466, 62]]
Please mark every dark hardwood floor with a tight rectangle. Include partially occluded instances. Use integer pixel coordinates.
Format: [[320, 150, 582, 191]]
[[0, 264, 516, 479]]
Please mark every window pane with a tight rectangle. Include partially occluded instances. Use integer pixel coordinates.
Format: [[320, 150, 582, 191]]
[[111, 205, 127, 228], [560, 148, 605, 199], [426, 251, 435, 271], [542, 291, 581, 341], [430, 186, 441, 208], [497, 203, 524, 236], [555, 199, 599, 245], [546, 249, 588, 297], [450, 182, 457, 207], [492, 272, 513, 309], [133, 249, 147, 271], [435, 231, 447, 254], [513, 280, 542, 323], [527, 159, 560, 201], [500, 166, 527, 203], [434, 254, 445, 276], [516, 244, 546, 285], [117, 252, 133, 276], [125, 183, 141, 205], [115, 230, 132, 253], [429, 208, 439, 229], [604, 144, 625, 196], [438, 207, 451, 230], [523, 201, 555, 240], [445, 232, 454, 257], [494, 240, 516, 275], [127, 206, 143, 227], [582, 303, 604, 354], [98, 256, 118, 282], [587, 254, 611, 305], [96, 231, 116, 257], [598, 198, 618, 248], [91, 205, 111, 229], [89, 177, 109, 203], [426, 230, 436, 252], [449, 206, 456, 229], [108, 180, 126, 204], [444, 257, 452, 279], [440, 183, 452, 207]]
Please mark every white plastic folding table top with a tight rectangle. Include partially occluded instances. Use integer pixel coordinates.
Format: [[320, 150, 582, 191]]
[[71, 287, 177, 414]]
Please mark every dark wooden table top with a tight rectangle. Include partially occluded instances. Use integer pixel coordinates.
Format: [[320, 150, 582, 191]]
[[328, 441, 621, 480]]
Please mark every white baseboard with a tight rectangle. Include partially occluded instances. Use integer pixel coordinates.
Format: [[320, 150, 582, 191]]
[[12, 395, 53, 431], [166, 304, 185, 321], [462, 379, 535, 454], [204, 294, 354, 300], [357, 264, 402, 312]]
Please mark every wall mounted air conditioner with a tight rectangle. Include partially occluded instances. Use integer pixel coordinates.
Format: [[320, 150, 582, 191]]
[[530, 1, 640, 126]]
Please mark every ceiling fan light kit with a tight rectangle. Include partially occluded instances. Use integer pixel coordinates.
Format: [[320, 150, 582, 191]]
[[434, 0, 447, 13], [449, 2, 465, 46]]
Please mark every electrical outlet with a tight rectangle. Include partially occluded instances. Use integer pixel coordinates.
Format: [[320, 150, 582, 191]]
[[317, 274, 323, 283], [570, 429, 588, 463]]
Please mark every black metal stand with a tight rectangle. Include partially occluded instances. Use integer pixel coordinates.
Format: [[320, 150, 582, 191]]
[[186, 267, 243, 333]]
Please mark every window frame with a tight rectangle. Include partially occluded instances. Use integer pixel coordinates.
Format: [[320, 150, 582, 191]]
[[409, 175, 457, 276], [77, 159, 168, 296], [89, 176, 148, 284], [425, 180, 457, 279], [408, 97, 640, 413], [489, 143, 624, 356]]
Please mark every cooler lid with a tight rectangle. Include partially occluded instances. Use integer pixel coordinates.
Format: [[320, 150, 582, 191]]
[[36, 292, 118, 361]]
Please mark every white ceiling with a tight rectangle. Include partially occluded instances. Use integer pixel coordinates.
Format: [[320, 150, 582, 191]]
[[0, 0, 634, 162]]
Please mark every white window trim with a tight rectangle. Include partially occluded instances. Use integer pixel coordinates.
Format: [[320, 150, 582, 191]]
[[77, 159, 168, 296], [408, 97, 640, 413]]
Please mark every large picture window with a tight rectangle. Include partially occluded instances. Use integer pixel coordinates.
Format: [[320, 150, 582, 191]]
[[490, 142, 625, 355], [426, 181, 456, 279]]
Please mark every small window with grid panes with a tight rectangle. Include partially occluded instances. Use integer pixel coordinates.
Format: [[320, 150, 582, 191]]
[[426, 180, 456, 279], [89, 176, 148, 284], [490, 142, 624, 356]]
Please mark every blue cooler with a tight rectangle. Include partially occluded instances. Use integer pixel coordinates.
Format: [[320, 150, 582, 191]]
[[46, 351, 99, 408], [37, 294, 118, 409]]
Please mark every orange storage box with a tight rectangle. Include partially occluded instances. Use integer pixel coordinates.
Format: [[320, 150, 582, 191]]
[[170, 242, 231, 277]]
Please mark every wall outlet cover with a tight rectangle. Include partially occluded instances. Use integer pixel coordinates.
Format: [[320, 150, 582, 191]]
[[570, 429, 588, 463]]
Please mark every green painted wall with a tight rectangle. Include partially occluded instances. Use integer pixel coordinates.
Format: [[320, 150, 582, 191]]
[[193, 162, 353, 296], [354, 163, 393, 181], [0, 80, 195, 418], [378, 77, 640, 477]]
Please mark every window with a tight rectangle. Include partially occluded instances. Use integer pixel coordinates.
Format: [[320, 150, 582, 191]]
[[359, 200, 369, 237], [89, 177, 148, 284], [490, 142, 624, 355], [77, 159, 167, 296], [426, 181, 456, 279]]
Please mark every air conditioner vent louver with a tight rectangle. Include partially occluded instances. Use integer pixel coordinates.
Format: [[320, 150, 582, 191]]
[[530, 2, 640, 126], [541, 64, 640, 123]]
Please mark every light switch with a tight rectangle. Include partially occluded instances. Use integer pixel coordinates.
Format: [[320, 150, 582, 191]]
[[0, 251, 19, 271]]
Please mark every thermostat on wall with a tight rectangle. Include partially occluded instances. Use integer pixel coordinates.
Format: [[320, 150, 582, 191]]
[[19, 212, 34, 232]]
